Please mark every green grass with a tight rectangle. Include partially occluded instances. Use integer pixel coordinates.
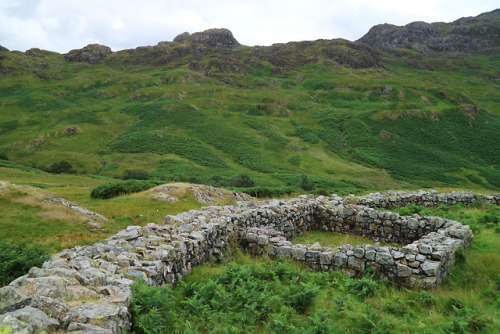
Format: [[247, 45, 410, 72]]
[[292, 230, 400, 249]]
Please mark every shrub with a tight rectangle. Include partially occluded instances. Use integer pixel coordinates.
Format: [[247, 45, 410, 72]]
[[0, 241, 50, 286], [240, 186, 297, 198], [288, 155, 301, 166], [130, 281, 175, 334], [228, 173, 255, 187], [45, 160, 76, 174], [0, 152, 8, 160], [122, 169, 150, 180], [90, 180, 160, 199], [397, 204, 423, 216]]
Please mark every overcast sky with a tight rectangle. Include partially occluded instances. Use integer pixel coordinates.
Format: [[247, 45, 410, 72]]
[[0, 0, 498, 53]]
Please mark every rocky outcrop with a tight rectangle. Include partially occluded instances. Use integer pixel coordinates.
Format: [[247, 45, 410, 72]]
[[1, 190, 496, 333], [65, 44, 112, 64], [174, 28, 241, 49], [0, 45, 9, 52], [189, 184, 253, 204], [358, 9, 500, 52]]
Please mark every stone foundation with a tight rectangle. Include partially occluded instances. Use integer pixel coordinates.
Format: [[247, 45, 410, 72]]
[[1, 190, 496, 333]]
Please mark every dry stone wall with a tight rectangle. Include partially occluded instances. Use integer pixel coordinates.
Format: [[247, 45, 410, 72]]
[[1, 190, 494, 333], [353, 190, 500, 208]]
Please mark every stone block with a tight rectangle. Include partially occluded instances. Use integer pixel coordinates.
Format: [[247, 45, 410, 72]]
[[375, 252, 394, 265], [319, 252, 333, 265], [291, 248, 306, 261], [365, 249, 376, 261], [421, 260, 440, 276], [333, 252, 347, 267], [305, 251, 319, 262], [418, 244, 433, 255], [348, 256, 366, 271], [397, 264, 412, 277]]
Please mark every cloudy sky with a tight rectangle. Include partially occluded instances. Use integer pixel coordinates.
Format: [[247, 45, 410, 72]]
[[0, 0, 498, 53]]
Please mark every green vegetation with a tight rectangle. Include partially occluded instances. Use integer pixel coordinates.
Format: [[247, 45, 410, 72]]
[[0, 241, 50, 286], [90, 180, 161, 199], [292, 230, 400, 249], [1, 38, 498, 193]]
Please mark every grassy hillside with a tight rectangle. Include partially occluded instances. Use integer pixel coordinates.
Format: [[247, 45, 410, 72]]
[[1, 38, 499, 194]]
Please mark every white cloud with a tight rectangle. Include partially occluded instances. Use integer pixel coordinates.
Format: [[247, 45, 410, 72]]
[[0, 0, 497, 52]]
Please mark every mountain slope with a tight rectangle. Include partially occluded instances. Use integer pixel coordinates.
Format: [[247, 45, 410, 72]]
[[0, 11, 499, 193]]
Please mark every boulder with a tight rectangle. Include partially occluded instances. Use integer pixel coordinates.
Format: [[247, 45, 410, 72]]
[[65, 44, 112, 64], [190, 28, 241, 48]]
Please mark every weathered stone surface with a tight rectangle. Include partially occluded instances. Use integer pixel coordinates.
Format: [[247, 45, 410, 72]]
[[421, 260, 440, 276], [348, 256, 365, 271], [358, 9, 500, 53], [376, 252, 394, 265], [65, 44, 112, 64], [0, 306, 59, 333], [397, 264, 412, 277], [190, 28, 241, 48]]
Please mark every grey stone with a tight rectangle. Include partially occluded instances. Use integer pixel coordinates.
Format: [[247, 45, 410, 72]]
[[365, 250, 376, 261], [421, 260, 440, 276], [376, 252, 394, 265], [0, 306, 59, 333], [397, 264, 412, 277], [319, 252, 333, 265], [348, 256, 366, 271], [353, 247, 365, 258], [257, 235, 268, 246], [67, 322, 114, 333], [291, 248, 306, 261], [418, 244, 433, 254], [333, 252, 347, 267], [416, 254, 427, 262], [305, 251, 320, 262], [125, 270, 147, 281]]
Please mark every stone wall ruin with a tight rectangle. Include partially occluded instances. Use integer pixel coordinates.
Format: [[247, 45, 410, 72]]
[[1, 190, 498, 333]]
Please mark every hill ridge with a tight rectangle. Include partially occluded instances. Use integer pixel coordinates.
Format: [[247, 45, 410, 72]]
[[357, 8, 500, 52]]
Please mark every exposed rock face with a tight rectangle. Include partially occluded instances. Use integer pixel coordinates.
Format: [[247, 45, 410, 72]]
[[0, 45, 9, 52], [358, 9, 500, 52], [65, 44, 112, 64], [25, 48, 58, 57], [173, 32, 191, 43], [175, 28, 241, 48]]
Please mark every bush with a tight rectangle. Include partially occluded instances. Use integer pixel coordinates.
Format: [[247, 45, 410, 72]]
[[288, 155, 301, 166], [45, 160, 76, 174], [240, 186, 297, 198], [122, 169, 150, 180], [90, 180, 160, 199], [228, 173, 255, 187], [0, 241, 50, 286], [397, 204, 423, 216], [0, 152, 8, 160], [130, 260, 322, 332]]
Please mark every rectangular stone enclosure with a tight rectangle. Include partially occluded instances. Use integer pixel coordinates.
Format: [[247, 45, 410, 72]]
[[2, 190, 497, 333]]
